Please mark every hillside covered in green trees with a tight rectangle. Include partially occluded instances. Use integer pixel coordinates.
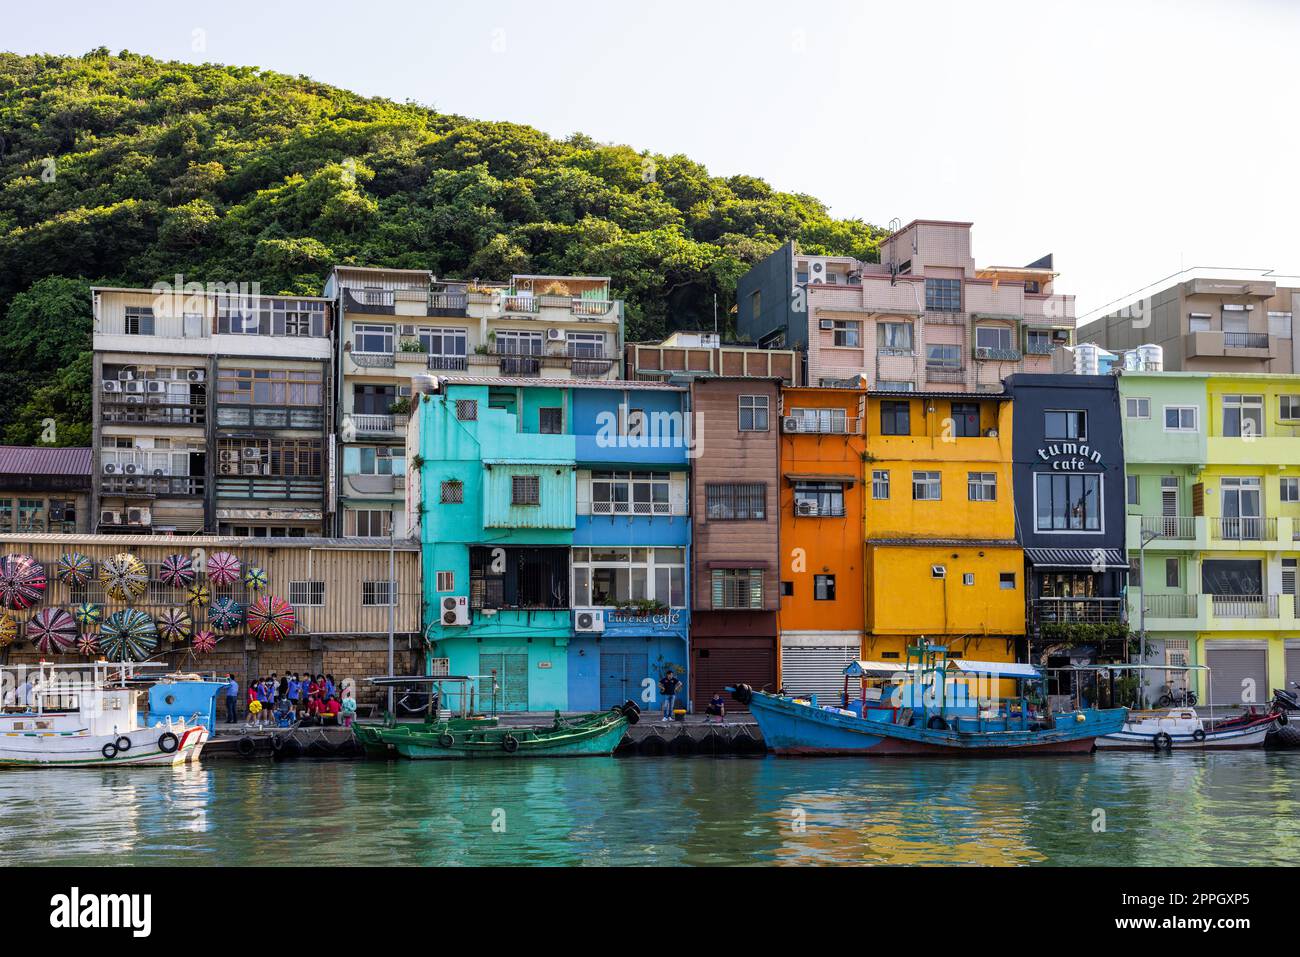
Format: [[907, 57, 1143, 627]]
[[0, 48, 885, 445]]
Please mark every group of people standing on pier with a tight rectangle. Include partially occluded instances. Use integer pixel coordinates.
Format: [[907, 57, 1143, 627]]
[[223, 672, 356, 728]]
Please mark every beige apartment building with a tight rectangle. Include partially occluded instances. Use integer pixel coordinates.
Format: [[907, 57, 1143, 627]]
[[1077, 273, 1298, 373], [736, 221, 1076, 391], [91, 285, 333, 536], [322, 266, 625, 538]]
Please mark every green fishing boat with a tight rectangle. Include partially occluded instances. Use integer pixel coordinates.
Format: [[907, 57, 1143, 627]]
[[355, 675, 637, 759]]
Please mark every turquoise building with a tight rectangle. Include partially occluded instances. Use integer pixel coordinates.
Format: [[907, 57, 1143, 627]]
[[409, 376, 691, 712]]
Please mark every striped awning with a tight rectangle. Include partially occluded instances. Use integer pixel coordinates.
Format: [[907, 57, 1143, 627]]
[[1024, 547, 1127, 570]]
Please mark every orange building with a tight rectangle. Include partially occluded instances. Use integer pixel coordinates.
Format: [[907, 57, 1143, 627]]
[[776, 385, 868, 702]]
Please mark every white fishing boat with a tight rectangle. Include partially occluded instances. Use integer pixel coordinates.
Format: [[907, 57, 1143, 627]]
[[1050, 663, 1279, 751], [0, 662, 211, 767]]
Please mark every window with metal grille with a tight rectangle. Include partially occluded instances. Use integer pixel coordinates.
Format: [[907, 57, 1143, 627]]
[[362, 580, 396, 606], [814, 574, 836, 600], [591, 471, 672, 515], [912, 471, 941, 501], [436, 571, 455, 592], [706, 483, 766, 520], [456, 399, 478, 421], [794, 482, 844, 517], [967, 472, 997, 502], [124, 306, 155, 336], [712, 568, 763, 609], [872, 469, 890, 499], [539, 407, 563, 434], [738, 395, 769, 431], [512, 475, 540, 506], [441, 480, 464, 504], [289, 581, 325, 606], [469, 546, 568, 609], [925, 278, 961, 311]]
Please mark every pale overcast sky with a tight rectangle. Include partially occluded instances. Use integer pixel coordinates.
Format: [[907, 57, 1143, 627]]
[[7, 0, 1299, 321]]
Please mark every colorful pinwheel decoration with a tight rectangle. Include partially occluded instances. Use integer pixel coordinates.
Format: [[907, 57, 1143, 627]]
[[0, 554, 47, 610], [159, 553, 197, 588], [156, 607, 193, 644], [73, 602, 102, 628], [247, 595, 295, 643], [100, 609, 158, 662], [185, 581, 211, 607], [192, 629, 217, 654], [55, 552, 94, 588], [242, 565, 268, 592], [206, 551, 241, 587], [99, 552, 148, 602], [28, 607, 77, 655], [0, 613, 16, 649], [76, 632, 100, 657], [209, 596, 244, 631]]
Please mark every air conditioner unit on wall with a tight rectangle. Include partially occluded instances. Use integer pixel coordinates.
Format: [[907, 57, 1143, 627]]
[[546, 328, 564, 341], [126, 507, 151, 526], [441, 596, 470, 626], [102, 380, 121, 393], [219, 463, 241, 476], [782, 416, 800, 433], [187, 369, 205, 382], [100, 510, 120, 526], [819, 319, 835, 330], [796, 500, 817, 516], [241, 447, 261, 460], [219, 450, 239, 463], [146, 380, 167, 393], [808, 261, 826, 284], [574, 608, 606, 633], [125, 381, 145, 394], [399, 324, 417, 337]]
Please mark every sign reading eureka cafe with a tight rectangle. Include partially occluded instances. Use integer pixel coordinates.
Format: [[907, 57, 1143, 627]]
[[1036, 441, 1104, 471]]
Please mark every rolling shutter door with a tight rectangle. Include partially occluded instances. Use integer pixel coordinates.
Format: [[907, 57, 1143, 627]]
[[780, 642, 858, 705], [1285, 641, 1300, 691], [1204, 645, 1268, 707], [693, 641, 776, 712]]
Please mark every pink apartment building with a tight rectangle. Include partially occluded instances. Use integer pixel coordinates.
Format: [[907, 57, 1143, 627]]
[[736, 220, 1076, 391]]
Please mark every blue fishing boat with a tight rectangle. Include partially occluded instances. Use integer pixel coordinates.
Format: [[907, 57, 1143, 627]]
[[733, 644, 1126, 756]]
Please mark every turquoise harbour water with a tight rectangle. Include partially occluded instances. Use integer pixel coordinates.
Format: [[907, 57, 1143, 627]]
[[2, 752, 1298, 866]]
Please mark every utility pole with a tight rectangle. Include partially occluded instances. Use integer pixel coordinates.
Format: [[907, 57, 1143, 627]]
[[387, 507, 396, 716]]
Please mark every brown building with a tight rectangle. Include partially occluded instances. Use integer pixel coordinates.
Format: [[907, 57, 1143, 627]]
[[688, 377, 782, 709], [0, 534, 421, 708], [1078, 273, 1298, 372], [0, 446, 92, 534]]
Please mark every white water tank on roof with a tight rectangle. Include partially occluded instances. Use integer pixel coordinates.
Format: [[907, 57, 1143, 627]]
[[1072, 343, 1106, 375], [1134, 343, 1163, 372]]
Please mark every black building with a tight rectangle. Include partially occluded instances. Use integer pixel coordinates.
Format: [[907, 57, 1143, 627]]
[[1003, 374, 1128, 665]]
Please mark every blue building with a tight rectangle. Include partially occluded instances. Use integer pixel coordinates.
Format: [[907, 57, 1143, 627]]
[[568, 382, 692, 711]]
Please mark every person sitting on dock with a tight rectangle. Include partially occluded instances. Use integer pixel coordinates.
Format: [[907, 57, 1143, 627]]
[[706, 692, 726, 725], [321, 695, 341, 726], [659, 670, 682, 722]]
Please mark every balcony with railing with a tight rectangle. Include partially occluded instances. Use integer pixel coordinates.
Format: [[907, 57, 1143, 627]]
[[1184, 329, 1277, 360], [102, 395, 206, 427], [349, 350, 396, 369], [1210, 516, 1277, 542], [1139, 592, 1199, 619], [1032, 597, 1127, 625], [1211, 594, 1278, 619], [215, 475, 325, 501], [1140, 515, 1196, 540], [925, 365, 968, 385], [781, 415, 863, 435], [217, 405, 324, 430], [350, 413, 409, 437], [100, 474, 205, 497], [498, 293, 620, 321], [425, 354, 470, 372]]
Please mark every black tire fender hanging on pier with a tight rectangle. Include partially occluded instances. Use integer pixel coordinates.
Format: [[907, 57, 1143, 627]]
[[236, 735, 257, 757], [157, 732, 180, 754]]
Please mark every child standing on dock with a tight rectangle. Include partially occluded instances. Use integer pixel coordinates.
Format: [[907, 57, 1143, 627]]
[[340, 692, 357, 729]]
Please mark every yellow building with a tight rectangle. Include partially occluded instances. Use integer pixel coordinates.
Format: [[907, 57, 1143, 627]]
[[863, 392, 1023, 664]]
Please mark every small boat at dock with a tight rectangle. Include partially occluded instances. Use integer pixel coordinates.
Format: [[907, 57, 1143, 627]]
[[0, 662, 214, 767], [733, 644, 1126, 756], [354, 675, 636, 759]]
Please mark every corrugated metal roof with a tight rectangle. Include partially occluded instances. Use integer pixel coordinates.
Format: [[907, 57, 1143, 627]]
[[1023, 547, 1127, 569], [0, 446, 92, 476], [0, 532, 418, 550], [440, 376, 684, 391], [948, 659, 1041, 678]]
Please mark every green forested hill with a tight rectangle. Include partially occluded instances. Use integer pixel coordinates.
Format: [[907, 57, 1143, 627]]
[[0, 48, 885, 444]]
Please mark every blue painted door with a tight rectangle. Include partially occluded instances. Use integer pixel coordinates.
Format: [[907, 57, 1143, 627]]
[[600, 652, 647, 710]]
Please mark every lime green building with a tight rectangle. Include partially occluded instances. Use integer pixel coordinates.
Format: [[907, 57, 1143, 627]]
[[1121, 370, 1300, 707]]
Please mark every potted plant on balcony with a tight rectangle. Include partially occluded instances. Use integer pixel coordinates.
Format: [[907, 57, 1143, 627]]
[[399, 338, 424, 353], [389, 397, 412, 417]]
